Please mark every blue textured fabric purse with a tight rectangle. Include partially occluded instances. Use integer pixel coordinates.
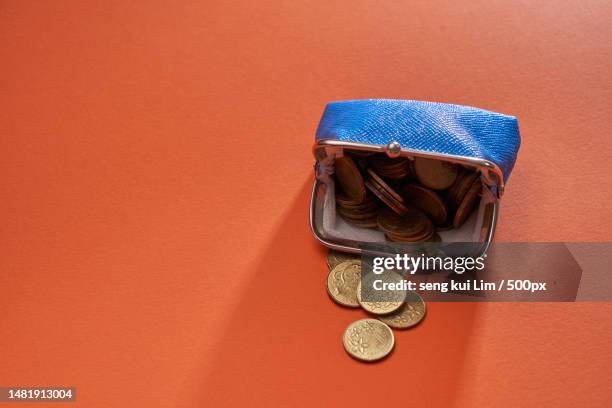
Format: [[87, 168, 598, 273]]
[[310, 99, 521, 254], [316, 99, 520, 185]]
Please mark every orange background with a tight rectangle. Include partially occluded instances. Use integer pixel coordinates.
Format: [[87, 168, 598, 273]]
[[1, 1, 611, 407]]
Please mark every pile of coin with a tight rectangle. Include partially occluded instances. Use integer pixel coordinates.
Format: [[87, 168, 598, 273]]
[[378, 207, 437, 243], [335, 194, 380, 228], [447, 168, 483, 228], [334, 151, 483, 240], [369, 155, 411, 180], [364, 168, 408, 215], [326, 250, 426, 362]]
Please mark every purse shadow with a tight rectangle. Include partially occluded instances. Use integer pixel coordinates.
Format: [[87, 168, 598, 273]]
[[197, 177, 480, 407]]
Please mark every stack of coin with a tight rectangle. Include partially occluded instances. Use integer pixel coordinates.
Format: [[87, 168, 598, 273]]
[[377, 207, 435, 242], [369, 155, 411, 180], [400, 184, 448, 226], [334, 155, 366, 203], [333, 151, 483, 239], [452, 179, 482, 228], [335, 193, 380, 228], [325, 250, 427, 362], [364, 168, 408, 215], [447, 169, 479, 210], [445, 169, 483, 228]]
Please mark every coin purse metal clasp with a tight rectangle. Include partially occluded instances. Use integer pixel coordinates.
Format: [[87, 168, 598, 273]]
[[309, 99, 521, 255]]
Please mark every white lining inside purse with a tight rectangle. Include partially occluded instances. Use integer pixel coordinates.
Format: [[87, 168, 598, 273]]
[[316, 147, 493, 245]]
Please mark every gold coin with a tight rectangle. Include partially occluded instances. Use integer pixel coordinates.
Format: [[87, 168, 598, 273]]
[[377, 291, 426, 329], [335, 156, 366, 203], [357, 273, 405, 315], [326, 260, 361, 308], [342, 319, 395, 362], [326, 250, 358, 270], [414, 157, 458, 190]]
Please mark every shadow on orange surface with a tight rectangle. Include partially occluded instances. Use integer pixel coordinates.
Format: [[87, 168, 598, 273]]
[[199, 179, 481, 407]]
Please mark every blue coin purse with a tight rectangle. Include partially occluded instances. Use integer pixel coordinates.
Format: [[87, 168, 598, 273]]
[[310, 99, 521, 254]]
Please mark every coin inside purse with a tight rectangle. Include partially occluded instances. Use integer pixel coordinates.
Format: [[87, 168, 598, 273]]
[[310, 143, 499, 255]]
